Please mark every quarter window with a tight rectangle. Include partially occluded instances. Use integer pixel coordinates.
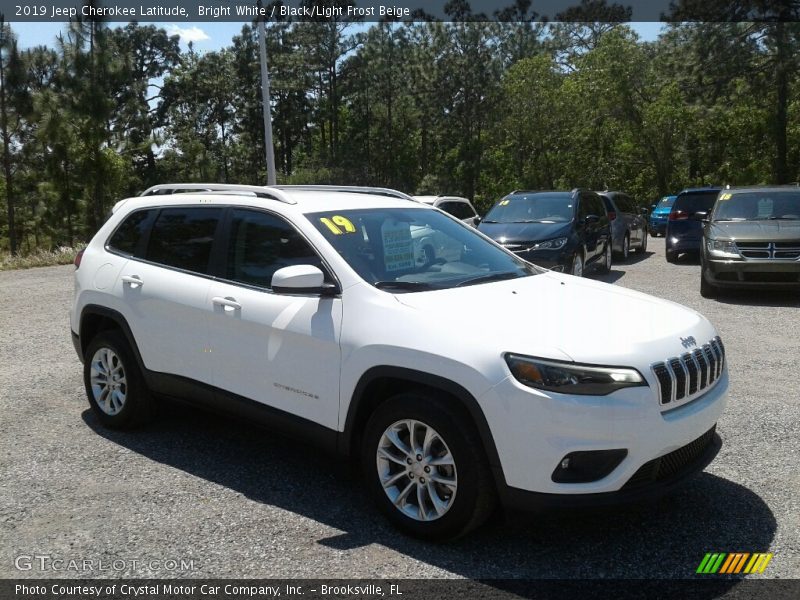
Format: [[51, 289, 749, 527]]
[[226, 209, 324, 289], [108, 209, 154, 256], [145, 207, 222, 274]]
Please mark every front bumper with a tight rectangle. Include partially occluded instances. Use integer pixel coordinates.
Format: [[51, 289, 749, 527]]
[[510, 247, 571, 271], [481, 368, 728, 507], [704, 258, 800, 288]]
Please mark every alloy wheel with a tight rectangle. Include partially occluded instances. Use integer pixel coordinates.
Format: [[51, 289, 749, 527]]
[[89, 347, 127, 416], [376, 419, 458, 522]]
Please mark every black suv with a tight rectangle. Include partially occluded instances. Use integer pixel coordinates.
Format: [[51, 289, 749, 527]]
[[478, 189, 612, 276], [701, 186, 800, 297], [665, 188, 722, 263]]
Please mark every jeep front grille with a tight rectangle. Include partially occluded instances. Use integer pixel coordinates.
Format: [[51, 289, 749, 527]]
[[651, 337, 725, 406]]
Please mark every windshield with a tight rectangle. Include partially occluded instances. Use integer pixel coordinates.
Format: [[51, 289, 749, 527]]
[[713, 191, 800, 221], [307, 208, 541, 291], [483, 193, 574, 224]]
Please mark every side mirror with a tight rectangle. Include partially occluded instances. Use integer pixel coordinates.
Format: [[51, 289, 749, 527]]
[[473, 216, 482, 226], [640, 207, 649, 216], [271, 265, 337, 295], [584, 214, 600, 224], [691, 211, 708, 221]]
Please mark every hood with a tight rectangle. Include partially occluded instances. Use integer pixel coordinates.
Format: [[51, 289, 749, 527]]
[[395, 273, 715, 366], [708, 220, 800, 241], [477, 221, 572, 244]]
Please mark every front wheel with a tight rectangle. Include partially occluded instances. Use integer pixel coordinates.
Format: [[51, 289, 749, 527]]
[[599, 241, 612, 273], [638, 230, 648, 253], [362, 392, 495, 540], [570, 251, 584, 277], [700, 268, 718, 298]]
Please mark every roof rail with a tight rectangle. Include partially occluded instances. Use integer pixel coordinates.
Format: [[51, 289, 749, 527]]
[[273, 185, 417, 202], [139, 183, 295, 204]]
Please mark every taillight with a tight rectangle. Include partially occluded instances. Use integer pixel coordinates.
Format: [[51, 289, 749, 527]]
[[669, 210, 688, 221], [607, 211, 617, 221], [74, 250, 84, 269]]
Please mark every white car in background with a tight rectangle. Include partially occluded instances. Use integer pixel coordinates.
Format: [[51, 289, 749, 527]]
[[414, 195, 481, 227], [71, 184, 728, 540]]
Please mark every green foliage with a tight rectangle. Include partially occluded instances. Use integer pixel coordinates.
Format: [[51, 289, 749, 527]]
[[0, 20, 799, 257]]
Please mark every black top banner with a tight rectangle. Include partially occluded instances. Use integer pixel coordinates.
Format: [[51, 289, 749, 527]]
[[1, 0, 799, 23]]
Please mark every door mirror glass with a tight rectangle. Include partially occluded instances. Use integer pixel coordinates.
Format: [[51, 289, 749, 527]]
[[584, 214, 600, 224]]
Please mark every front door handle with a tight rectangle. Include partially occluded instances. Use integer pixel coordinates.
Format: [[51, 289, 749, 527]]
[[212, 296, 242, 312], [121, 275, 143, 288]]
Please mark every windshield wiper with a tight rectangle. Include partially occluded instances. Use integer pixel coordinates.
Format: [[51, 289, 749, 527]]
[[374, 281, 434, 291], [481, 219, 498, 223], [766, 216, 800, 220], [455, 271, 521, 287]]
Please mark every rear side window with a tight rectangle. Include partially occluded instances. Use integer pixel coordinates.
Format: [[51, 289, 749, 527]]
[[107, 209, 154, 256], [226, 209, 324, 289], [145, 207, 222, 274], [439, 201, 476, 220], [674, 191, 720, 213]]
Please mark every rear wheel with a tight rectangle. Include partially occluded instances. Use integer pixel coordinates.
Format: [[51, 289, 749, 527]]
[[621, 234, 630, 261], [666, 249, 678, 264], [83, 330, 154, 429], [362, 392, 495, 540]]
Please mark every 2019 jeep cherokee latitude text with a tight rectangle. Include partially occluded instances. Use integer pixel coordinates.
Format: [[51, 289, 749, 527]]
[[71, 185, 728, 540]]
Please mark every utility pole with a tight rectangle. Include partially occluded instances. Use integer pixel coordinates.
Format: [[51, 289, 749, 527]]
[[257, 1, 276, 185]]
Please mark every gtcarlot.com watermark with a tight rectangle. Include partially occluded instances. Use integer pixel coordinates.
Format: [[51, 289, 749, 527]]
[[14, 554, 195, 573]]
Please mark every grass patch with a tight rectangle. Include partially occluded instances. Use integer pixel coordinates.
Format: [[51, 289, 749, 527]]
[[0, 245, 85, 271]]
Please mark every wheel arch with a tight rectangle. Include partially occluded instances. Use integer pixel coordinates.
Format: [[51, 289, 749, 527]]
[[79, 305, 146, 375], [341, 366, 506, 487]]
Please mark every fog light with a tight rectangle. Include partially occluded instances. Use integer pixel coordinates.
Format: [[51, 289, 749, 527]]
[[551, 449, 628, 483]]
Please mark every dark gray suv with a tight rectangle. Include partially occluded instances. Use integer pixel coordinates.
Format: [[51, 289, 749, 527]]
[[597, 191, 649, 261]]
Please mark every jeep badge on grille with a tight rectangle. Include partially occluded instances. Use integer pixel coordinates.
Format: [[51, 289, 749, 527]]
[[681, 336, 697, 348]]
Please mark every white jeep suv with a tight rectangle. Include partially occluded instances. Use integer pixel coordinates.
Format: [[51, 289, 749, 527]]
[[71, 185, 728, 539]]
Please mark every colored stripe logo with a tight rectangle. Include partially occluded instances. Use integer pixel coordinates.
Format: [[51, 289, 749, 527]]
[[696, 552, 773, 574]]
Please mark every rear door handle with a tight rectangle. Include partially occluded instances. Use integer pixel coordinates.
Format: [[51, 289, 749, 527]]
[[212, 296, 242, 312], [121, 275, 143, 288]]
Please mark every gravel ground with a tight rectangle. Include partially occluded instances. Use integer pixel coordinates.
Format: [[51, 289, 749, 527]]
[[1, 237, 798, 581]]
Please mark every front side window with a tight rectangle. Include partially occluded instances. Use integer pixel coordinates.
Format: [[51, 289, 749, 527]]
[[484, 193, 574, 224], [108, 209, 154, 256], [308, 207, 540, 291], [226, 209, 324, 289], [145, 207, 222, 274]]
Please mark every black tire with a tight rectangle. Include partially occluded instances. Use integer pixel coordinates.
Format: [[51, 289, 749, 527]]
[[621, 234, 631, 261], [569, 250, 585, 277], [83, 330, 154, 429], [666, 249, 678, 264], [637, 230, 648, 253], [361, 391, 496, 540], [700, 268, 718, 299], [599, 240, 612, 273]]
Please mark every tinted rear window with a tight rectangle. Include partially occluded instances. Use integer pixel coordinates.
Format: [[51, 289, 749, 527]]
[[108, 209, 154, 256], [145, 207, 222, 274], [674, 191, 720, 213]]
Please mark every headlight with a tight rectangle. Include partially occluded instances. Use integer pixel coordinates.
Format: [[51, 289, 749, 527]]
[[534, 237, 568, 250], [707, 239, 740, 258], [505, 354, 646, 396]]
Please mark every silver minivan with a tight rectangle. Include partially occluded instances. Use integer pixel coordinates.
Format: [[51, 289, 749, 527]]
[[597, 191, 649, 260]]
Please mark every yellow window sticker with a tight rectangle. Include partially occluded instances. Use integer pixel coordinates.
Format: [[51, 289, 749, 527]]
[[719, 193, 732, 201], [319, 215, 356, 235], [500, 200, 510, 206]]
